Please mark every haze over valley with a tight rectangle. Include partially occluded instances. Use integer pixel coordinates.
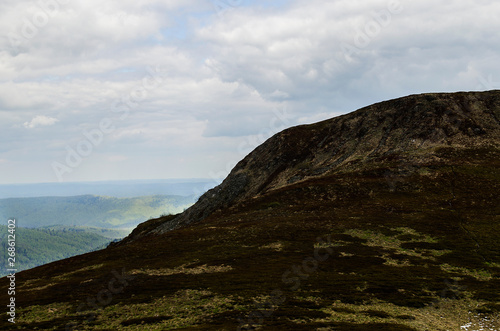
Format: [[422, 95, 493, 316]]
[[0, 179, 216, 276]]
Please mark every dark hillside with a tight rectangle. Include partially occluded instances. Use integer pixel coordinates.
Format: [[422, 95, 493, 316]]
[[147, 90, 500, 235]]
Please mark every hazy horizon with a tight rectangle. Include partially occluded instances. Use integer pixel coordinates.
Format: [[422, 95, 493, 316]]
[[0, 178, 220, 199]]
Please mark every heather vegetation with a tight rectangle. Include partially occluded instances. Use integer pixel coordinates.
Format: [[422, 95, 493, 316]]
[[2, 146, 498, 330]]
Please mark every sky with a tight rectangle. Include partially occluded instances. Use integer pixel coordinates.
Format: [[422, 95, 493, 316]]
[[1, 0, 499, 184]]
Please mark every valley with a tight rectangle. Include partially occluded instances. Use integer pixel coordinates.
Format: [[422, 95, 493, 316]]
[[0, 191, 204, 276]]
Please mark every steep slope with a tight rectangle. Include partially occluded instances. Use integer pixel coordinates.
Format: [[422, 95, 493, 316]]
[[140, 90, 500, 235], [1, 90, 499, 330]]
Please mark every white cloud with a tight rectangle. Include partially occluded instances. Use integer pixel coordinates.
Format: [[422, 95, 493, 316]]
[[23, 115, 59, 129], [1, 0, 500, 183], [106, 154, 129, 162]]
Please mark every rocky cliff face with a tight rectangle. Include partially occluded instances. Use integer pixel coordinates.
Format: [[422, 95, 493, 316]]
[[139, 90, 500, 236]]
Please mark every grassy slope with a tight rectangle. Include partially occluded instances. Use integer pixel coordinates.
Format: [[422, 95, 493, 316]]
[[0, 147, 499, 330]]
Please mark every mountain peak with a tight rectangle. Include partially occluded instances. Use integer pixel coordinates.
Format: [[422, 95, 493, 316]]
[[129, 90, 500, 238]]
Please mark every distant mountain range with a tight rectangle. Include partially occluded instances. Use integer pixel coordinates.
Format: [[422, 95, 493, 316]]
[[0, 178, 219, 199], [2, 91, 499, 330]]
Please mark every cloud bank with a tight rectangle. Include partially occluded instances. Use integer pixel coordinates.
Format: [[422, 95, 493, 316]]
[[1, 0, 499, 183]]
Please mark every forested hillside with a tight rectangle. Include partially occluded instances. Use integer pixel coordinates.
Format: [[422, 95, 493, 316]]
[[0, 226, 110, 276], [0, 194, 193, 229], [0, 194, 194, 275]]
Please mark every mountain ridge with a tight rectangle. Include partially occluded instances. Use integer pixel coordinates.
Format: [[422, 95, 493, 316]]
[[132, 90, 500, 238]]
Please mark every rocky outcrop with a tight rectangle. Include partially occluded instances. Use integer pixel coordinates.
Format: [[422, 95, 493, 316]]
[[147, 90, 500, 235]]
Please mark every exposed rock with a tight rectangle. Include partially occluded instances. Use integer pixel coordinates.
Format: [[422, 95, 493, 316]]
[[142, 90, 500, 236]]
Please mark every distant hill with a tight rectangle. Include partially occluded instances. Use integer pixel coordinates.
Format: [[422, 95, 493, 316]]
[[0, 225, 110, 277], [0, 194, 194, 230], [0, 194, 196, 277], [0, 179, 218, 199]]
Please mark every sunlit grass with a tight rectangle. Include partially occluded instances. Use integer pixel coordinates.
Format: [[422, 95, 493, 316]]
[[18, 302, 74, 325], [130, 263, 233, 276], [342, 227, 449, 265], [317, 297, 500, 331], [259, 241, 285, 251], [440, 264, 493, 281], [89, 289, 244, 330]]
